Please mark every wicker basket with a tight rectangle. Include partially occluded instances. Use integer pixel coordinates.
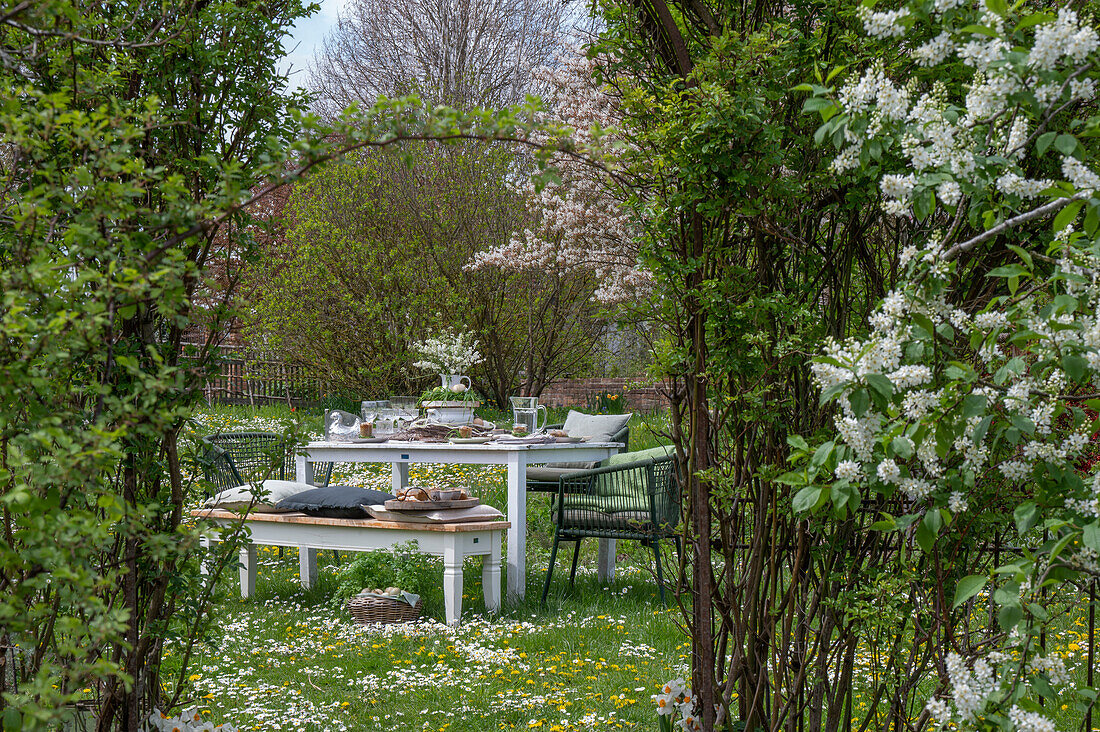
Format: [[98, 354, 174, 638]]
[[347, 595, 423, 625]]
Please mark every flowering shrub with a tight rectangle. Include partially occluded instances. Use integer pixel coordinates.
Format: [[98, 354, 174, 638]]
[[411, 329, 484, 374], [653, 678, 701, 732], [789, 0, 1100, 727], [468, 47, 649, 305]]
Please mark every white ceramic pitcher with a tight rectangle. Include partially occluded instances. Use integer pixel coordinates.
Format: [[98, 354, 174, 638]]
[[440, 374, 472, 391]]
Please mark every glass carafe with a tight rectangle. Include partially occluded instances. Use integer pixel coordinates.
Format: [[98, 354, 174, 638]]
[[510, 396, 547, 435]]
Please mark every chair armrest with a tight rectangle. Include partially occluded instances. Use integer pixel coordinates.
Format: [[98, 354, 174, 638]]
[[199, 440, 244, 495], [610, 424, 630, 452]]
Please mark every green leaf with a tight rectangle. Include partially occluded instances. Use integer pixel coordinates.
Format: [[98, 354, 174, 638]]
[[2, 709, 21, 732], [1014, 502, 1039, 534], [849, 388, 870, 417], [1036, 131, 1057, 155], [1015, 12, 1054, 31], [912, 187, 934, 221], [1083, 522, 1100, 552], [776, 471, 807, 487], [819, 383, 847, 405], [953, 574, 988, 609], [1054, 200, 1084, 233], [865, 373, 894, 399], [1063, 354, 1088, 384], [915, 513, 936, 553], [984, 0, 1006, 16], [1054, 134, 1079, 157], [786, 434, 809, 451], [811, 440, 835, 467], [793, 485, 825, 513], [870, 513, 897, 531], [891, 435, 914, 459], [912, 312, 936, 340], [997, 603, 1023, 631], [962, 394, 987, 419]]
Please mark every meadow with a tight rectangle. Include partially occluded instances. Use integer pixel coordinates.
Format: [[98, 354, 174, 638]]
[[168, 405, 1098, 731], [169, 404, 686, 731]]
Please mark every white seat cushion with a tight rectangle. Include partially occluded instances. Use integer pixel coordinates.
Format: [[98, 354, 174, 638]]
[[203, 480, 315, 513]]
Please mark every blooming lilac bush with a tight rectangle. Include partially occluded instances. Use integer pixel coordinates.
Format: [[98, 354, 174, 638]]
[[788, 0, 1100, 727]]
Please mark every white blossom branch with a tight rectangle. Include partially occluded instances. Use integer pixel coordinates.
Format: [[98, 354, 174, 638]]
[[941, 193, 1090, 262]]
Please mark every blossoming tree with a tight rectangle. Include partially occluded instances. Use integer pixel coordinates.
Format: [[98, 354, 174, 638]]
[[468, 47, 650, 305], [792, 2, 1100, 728]]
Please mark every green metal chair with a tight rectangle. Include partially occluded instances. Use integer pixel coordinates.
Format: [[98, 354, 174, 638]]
[[541, 454, 680, 604], [525, 422, 631, 493]]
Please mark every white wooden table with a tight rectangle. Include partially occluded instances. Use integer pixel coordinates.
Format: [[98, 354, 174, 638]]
[[194, 509, 509, 626], [294, 440, 621, 600]]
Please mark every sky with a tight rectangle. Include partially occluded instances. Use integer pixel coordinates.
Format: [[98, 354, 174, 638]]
[[279, 0, 346, 92]]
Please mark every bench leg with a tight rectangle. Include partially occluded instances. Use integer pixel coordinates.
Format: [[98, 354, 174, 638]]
[[597, 538, 617, 583], [199, 535, 213, 577], [239, 544, 257, 599], [482, 531, 502, 613], [443, 535, 463, 626], [299, 547, 318, 589]]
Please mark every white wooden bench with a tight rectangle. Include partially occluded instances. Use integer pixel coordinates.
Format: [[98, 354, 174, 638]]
[[193, 509, 509, 626]]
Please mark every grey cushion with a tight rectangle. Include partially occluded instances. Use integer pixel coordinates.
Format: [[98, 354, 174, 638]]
[[203, 480, 316, 513], [561, 410, 632, 442], [560, 509, 653, 530], [275, 486, 396, 519], [527, 464, 600, 484]]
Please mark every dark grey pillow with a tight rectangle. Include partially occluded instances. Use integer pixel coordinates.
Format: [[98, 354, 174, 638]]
[[275, 486, 396, 519], [547, 461, 602, 470]]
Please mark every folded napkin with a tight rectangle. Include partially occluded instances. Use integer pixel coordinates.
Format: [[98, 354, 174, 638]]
[[491, 434, 555, 444], [356, 590, 420, 606]]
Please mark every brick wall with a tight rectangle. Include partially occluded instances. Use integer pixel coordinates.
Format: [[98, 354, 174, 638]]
[[539, 377, 668, 412]]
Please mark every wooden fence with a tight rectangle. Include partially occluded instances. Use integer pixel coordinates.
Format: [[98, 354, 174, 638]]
[[192, 345, 666, 411], [195, 346, 328, 407]]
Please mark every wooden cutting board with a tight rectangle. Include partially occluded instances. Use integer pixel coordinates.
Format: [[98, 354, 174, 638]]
[[383, 498, 480, 511]]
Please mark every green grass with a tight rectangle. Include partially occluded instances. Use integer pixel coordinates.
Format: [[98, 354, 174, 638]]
[[172, 404, 684, 731]]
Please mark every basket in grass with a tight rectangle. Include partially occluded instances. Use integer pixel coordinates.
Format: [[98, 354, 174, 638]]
[[346, 591, 422, 625]]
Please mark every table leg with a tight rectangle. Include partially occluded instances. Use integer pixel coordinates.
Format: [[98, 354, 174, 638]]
[[483, 530, 502, 613], [597, 538, 617, 582], [295, 453, 315, 485], [239, 544, 257, 598], [506, 452, 526, 601], [299, 547, 318, 588], [391, 462, 410, 494], [442, 535, 463, 626]]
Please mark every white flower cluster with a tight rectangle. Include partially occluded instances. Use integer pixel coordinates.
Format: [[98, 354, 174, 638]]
[[1029, 8, 1099, 71], [411, 329, 484, 374], [944, 652, 996, 721], [858, 5, 910, 39], [1008, 705, 1055, 732], [653, 678, 702, 731], [147, 709, 236, 732]]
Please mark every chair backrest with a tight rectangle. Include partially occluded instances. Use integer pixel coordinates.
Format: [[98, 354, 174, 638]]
[[200, 432, 293, 494], [556, 455, 679, 536]]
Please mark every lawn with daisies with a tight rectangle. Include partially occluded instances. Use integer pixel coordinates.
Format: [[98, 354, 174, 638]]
[[169, 405, 687, 732]]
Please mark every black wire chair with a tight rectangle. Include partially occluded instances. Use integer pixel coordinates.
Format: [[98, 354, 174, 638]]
[[199, 431, 333, 494], [199, 431, 338, 562], [542, 455, 681, 605]]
